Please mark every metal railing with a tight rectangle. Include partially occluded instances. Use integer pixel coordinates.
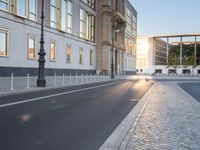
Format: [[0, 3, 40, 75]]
[[0, 73, 126, 94]]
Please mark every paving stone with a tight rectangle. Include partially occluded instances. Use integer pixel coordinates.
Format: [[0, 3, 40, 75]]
[[123, 82, 200, 150]]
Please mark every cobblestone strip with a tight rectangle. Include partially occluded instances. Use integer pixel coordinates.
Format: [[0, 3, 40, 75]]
[[99, 82, 157, 150], [118, 84, 157, 150], [124, 82, 200, 150]]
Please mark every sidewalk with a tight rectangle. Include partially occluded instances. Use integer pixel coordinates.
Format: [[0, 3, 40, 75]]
[[0, 75, 125, 96], [100, 81, 200, 150]]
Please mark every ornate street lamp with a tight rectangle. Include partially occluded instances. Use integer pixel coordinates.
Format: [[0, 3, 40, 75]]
[[111, 20, 120, 79], [37, 0, 46, 87], [111, 21, 115, 79]]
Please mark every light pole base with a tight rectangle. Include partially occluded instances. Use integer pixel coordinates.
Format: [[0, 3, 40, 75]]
[[37, 79, 46, 87]]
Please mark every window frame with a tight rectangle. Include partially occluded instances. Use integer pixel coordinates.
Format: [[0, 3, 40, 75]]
[[80, 0, 95, 9], [28, 0, 37, 21], [89, 49, 93, 65], [50, 40, 56, 62], [66, 44, 71, 63], [27, 34, 36, 60], [0, 0, 9, 11], [16, 0, 28, 18], [80, 8, 95, 42], [50, 0, 59, 28], [79, 47, 83, 64], [0, 28, 9, 57]]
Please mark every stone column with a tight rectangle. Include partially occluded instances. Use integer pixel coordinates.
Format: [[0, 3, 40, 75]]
[[180, 36, 183, 65]]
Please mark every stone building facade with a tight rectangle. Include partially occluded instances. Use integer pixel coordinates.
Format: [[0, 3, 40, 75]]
[[0, 0, 137, 76], [96, 0, 137, 75]]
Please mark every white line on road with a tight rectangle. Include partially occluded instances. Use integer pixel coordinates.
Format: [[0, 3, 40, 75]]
[[0, 81, 125, 108]]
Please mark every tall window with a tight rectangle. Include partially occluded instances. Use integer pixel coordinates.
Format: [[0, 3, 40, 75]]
[[0, 29, 8, 57], [1, 0, 37, 20], [61, 0, 72, 33], [89, 15, 95, 41], [66, 44, 71, 63], [80, 9, 95, 41], [67, 0, 72, 33], [28, 35, 36, 60], [29, 0, 37, 20], [0, 0, 9, 11], [79, 48, 83, 64], [81, 0, 95, 9], [80, 9, 86, 39], [50, 41, 56, 61], [50, 0, 58, 28], [17, 0, 27, 17], [125, 7, 132, 34], [90, 50, 93, 65]]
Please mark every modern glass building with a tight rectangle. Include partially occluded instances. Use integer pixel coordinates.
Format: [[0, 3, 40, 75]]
[[137, 34, 200, 75]]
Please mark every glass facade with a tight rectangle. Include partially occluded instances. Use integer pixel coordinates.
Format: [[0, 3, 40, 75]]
[[125, 7, 137, 57]]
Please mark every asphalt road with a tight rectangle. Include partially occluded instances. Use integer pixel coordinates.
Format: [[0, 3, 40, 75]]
[[179, 82, 200, 102], [0, 80, 154, 150]]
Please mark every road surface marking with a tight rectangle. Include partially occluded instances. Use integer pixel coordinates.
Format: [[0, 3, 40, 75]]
[[0, 81, 124, 108]]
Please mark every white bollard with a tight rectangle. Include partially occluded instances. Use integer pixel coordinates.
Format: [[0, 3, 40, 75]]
[[69, 73, 72, 85], [86, 73, 88, 83], [54, 73, 57, 86], [10, 73, 14, 91], [81, 73, 83, 84], [76, 73, 78, 84], [27, 73, 30, 89], [62, 73, 65, 85]]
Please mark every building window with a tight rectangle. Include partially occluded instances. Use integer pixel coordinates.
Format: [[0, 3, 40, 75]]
[[50, 41, 56, 61], [80, 9, 86, 39], [168, 69, 176, 74], [79, 48, 83, 64], [197, 70, 200, 74], [66, 44, 71, 63], [0, 0, 9, 11], [81, 0, 95, 9], [17, 0, 27, 17], [183, 69, 191, 74], [28, 35, 36, 60], [155, 69, 162, 74], [80, 8, 95, 41], [50, 0, 59, 28], [90, 50, 93, 65], [29, 0, 37, 20], [51, 0, 72, 32], [67, 0, 72, 33], [61, 0, 72, 33], [2, 0, 37, 20], [0, 29, 8, 57]]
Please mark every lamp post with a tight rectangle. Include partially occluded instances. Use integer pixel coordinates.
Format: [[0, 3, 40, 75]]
[[111, 20, 120, 79], [111, 21, 115, 79], [37, 0, 46, 87]]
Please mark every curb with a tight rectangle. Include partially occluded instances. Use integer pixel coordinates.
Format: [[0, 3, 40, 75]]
[[99, 82, 157, 150]]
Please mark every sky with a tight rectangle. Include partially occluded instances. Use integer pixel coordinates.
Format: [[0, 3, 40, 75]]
[[129, 0, 200, 36]]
